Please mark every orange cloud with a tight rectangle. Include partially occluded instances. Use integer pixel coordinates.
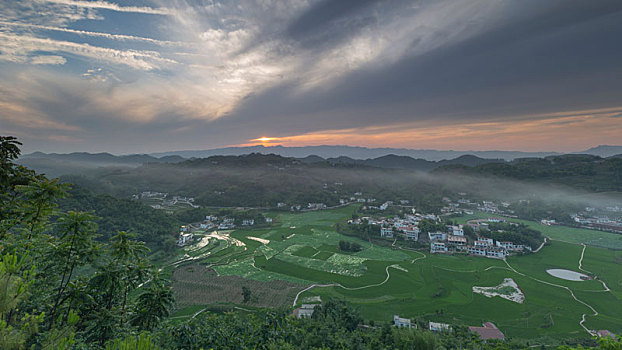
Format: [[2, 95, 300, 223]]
[[239, 107, 622, 152]]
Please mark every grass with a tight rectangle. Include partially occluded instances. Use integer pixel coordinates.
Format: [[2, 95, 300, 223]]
[[292, 245, 318, 258], [169, 205, 622, 341]]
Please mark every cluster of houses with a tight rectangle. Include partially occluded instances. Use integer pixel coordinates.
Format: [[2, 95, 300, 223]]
[[439, 195, 517, 217], [349, 210, 439, 242], [392, 315, 504, 341], [176, 214, 273, 246], [572, 210, 622, 234], [430, 219, 530, 259], [133, 191, 199, 209]]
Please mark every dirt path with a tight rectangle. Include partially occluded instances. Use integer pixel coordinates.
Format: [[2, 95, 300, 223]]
[[292, 264, 402, 306], [389, 241, 427, 263], [503, 259, 597, 335], [577, 243, 611, 292], [533, 237, 548, 253]]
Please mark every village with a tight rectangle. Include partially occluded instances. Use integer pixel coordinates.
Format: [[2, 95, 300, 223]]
[[571, 206, 622, 234], [348, 205, 532, 259], [176, 213, 273, 246], [133, 191, 199, 210]]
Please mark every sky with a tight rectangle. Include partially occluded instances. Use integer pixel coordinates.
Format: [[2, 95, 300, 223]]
[[1, 0, 622, 154]]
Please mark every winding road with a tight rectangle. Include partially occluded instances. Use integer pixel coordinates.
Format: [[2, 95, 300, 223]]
[[503, 248, 607, 336], [292, 263, 403, 306]]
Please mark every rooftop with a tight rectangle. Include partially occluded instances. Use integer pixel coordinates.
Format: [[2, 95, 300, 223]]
[[469, 322, 505, 340]]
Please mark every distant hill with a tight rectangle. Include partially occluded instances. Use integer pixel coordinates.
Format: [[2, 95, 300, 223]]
[[21, 152, 185, 165], [18, 150, 505, 176], [17, 152, 185, 178], [150, 145, 560, 161], [578, 145, 622, 158], [435, 153, 622, 192], [313, 154, 505, 171]]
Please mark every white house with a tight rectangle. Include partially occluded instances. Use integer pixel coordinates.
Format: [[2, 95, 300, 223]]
[[295, 304, 317, 318], [450, 225, 464, 236], [428, 231, 447, 241], [242, 219, 255, 226], [429, 322, 452, 332], [394, 315, 412, 329], [404, 226, 419, 241], [200, 222, 214, 229], [430, 242, 448, 254], [475, 238, 493, 247], [381, 227, 393, 238], [265, 217, 273, 223], [468, 246, 487, 256], [447, 235, 467, 245], [177, 233, 194, 246], [486, 248, 506, 259]]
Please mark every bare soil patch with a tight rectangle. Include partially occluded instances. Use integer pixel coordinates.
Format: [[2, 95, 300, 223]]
[[172, 264, 304, 308]]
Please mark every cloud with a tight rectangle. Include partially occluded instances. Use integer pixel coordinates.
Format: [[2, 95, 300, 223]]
[[30, 55, 67, 65], [234, 107, 622, 152], [43, 0, 174, 16], [0, 32, 177, 69], [0, 20, 187, 46], [2, 0, 622, 154]]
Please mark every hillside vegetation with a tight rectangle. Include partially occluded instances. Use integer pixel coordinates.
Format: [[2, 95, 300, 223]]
[[435, 154, 622, 192]]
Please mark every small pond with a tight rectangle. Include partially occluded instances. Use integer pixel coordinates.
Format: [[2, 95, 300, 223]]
[[546, 269, 590, 281]]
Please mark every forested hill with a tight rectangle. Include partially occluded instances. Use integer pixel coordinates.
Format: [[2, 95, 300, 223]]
[[59, 185, 181, 254], [434, 154, 622, 192], [20, 151, 504, 176]]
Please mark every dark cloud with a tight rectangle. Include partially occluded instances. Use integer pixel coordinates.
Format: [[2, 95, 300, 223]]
[[285, 0, 382, 48], [218, 0, 622, 135]]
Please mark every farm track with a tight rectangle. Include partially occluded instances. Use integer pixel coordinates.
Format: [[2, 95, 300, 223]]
[[533, 237, 548, 253], [292, 264, 402, 306], [577, 243, 611, 292], [503, 258, 598, 335], [390, 239, 427, 263]]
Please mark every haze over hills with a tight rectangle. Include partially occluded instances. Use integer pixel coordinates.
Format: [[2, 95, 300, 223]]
[[18, 145, 622, 178], [579, 145, 622, 158], [150, 145, 562, 161], [17, 150, 506, 178], [150, 144, 622, 161]]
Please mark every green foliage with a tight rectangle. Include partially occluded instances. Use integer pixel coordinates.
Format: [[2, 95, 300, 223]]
[[158, 300, 512, 349], [59, 186, 179, 253], [131, 277, 174, 331], [242, 286, 252, 304], [436, 155, 622, 192], [338, 240, 362, 252], [0, 136, 172, 348], [105, 333, 161, 350], [418, 219, 447, 234], [0, 253, 42, 350], [480, 222, 544, 249]]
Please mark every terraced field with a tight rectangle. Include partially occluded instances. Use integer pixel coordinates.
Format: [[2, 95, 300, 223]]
[[169, 206, 622, 341]]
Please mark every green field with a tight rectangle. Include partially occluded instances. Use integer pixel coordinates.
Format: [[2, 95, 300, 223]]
[[171, 205, 622, 342]]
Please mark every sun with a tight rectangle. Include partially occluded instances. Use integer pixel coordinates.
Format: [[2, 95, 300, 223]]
[[250, 136, 278, 144]]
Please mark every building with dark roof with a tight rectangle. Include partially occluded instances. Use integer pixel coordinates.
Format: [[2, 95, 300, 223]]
[[469, 322, 505, 340]]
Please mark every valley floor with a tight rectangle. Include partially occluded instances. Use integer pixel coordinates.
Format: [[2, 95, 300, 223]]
[[167, 205, 622, 342]]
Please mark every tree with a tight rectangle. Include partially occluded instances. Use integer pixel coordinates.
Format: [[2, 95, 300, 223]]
[[0, 253, 43, 350], [48, 211, 99, 330], [242, 286, 252, 304], [131, 275, 174, 331]]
